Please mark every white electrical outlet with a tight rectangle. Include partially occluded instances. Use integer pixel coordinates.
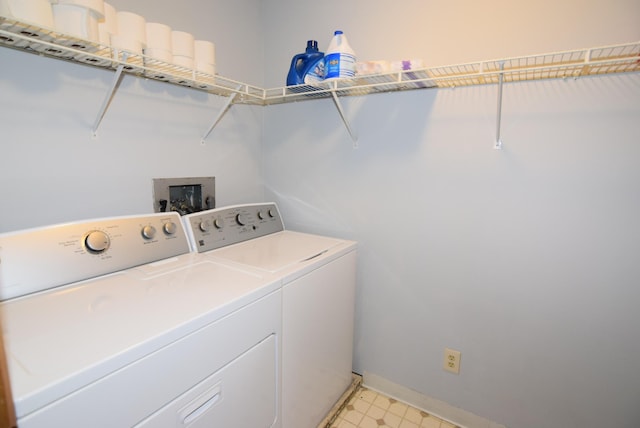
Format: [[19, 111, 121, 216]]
[[443, 348, 461, 374]]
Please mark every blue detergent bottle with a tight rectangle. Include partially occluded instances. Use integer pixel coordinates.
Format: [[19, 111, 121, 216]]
[[286, 40, 325, 86]]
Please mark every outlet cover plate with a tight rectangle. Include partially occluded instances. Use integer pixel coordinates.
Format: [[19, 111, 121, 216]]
[[443, 348, 461, 374]]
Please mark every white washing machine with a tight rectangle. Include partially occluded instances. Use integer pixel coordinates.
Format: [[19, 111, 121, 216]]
[[0, 212, 281, 428], [183, 202, 357, 428]]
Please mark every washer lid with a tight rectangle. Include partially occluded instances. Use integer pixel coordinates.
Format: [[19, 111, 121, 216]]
[[208, 230, 346, 273]]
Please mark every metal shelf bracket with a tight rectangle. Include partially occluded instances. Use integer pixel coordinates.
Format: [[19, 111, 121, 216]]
[[92, 52, 128, 138], [329, 85, 358, 148], [494, 61, 505, 150], [200, 85, 242, 144]]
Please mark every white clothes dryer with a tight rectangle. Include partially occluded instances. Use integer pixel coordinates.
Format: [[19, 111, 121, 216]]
[[183, 202, 357, 428], [0, 212, 281, 428]]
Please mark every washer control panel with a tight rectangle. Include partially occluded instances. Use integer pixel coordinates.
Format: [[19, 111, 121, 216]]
[[0, 212, 190, 300], [183, 203, 284, 253]]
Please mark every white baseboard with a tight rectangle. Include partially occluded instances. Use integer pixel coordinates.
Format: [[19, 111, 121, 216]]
[[362, 372, 507, 428]]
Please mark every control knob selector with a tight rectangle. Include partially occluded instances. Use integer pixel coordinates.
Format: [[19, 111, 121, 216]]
[[235, 213, 247, 226], [199, 220, 210, 232], [141, 225, 156, 240], [163, 222, 177, 235], [84, 230, 110, 254], [213, 218, 224, 229]]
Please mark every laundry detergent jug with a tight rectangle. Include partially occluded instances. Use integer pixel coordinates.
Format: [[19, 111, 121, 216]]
[[286, 40, 325, 86]]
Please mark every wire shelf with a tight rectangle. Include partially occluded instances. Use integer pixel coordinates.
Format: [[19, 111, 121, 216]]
[[1, 15, 639, 108], [0, 17, 265, 105]]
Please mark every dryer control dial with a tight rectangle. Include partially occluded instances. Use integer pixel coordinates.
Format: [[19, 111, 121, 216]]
[[199, 220, 210, 232], [214, 218, 224, 229], [163, 221, 178, 235], [84, 230, 110, 254], [235, 213, 247, 226], [141, 225, 156, 240]]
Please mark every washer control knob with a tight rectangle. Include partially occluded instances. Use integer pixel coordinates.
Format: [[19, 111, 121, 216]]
[[199, 220, 210, 232], [141, 225, 157, 240], [85, 230, 110, 254], [214, 218, 224, 229], [235, 213, 247, 226], [257, 210, 266, 220], [268, 209, 276, 218], [163, 222, 177, 235]]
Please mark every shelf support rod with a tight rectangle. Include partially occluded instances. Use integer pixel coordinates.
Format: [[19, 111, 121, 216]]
[[494, 61, 505, 150], [200, 85, 242, 144], [92, 52, 128, 138], [330, 90, 358, 148]]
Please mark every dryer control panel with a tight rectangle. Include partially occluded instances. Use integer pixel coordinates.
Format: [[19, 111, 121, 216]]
[[183, 203, 285, 253], [0, 212, 190, 300]]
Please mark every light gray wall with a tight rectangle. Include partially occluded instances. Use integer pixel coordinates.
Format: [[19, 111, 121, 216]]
[[0, 0, 265, 232], [262, 0, 640, 88], [264, 76, 640, 428], [1, 1, 639, 428], [261, 1, 640, 428]]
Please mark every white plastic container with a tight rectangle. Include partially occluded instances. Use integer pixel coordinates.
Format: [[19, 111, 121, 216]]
[[172, 54, 193, 68], [194, 39, 215, 74], [97, 2, 115, 45], [115, 10, 146, 46], [145, 22, 171, 51], [110, 33, 142, 54], [194, 40, 215, 64], [52, 3, 103, 41], [171, 30, 194, 58], [144, 47, 172, 63], [0, 0, 54, 29], [324, 30, 356, 80], [53, 0, 104, 14]]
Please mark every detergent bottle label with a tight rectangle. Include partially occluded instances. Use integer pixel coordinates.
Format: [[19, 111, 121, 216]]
[[324, 53, 341, 79], [325, 52, 356, 79], [304, 57, 325, 84]]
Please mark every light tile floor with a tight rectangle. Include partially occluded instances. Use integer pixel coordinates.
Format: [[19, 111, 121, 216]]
[[330, 386, 461, 428]]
